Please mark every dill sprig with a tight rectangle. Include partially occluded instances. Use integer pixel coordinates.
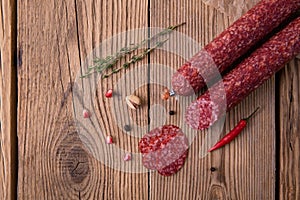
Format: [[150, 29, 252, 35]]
[[80, 22, 186, 78]]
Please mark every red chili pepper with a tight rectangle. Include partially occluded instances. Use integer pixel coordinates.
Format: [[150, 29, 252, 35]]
[[208, 107, 260, 152]]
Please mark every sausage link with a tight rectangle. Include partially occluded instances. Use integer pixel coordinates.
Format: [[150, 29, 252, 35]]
[[172, 0, 300, 96], [185, 17, 300, 130]]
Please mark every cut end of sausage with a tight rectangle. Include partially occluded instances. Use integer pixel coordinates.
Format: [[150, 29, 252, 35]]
[[185, 94, 220, 130], [171, 63, 205, 96], [171, 71, 195, 96]]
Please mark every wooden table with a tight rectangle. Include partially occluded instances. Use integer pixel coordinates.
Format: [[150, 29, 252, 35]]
[[1, 0, 299, 199]]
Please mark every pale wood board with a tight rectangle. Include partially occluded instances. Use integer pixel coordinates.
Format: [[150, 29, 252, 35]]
[[278, 59, 300, 200], [0, 0, 17, 199], [18, 0, 148, 199], [149, 0, 275, 199]]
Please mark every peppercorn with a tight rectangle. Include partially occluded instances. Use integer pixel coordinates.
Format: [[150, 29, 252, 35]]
[[124, 153, 132, 161], [106, 135, 113, 144], [83, 109, 91, 118], [169, 110, 175, 115], [210, 167, 216, 172], [105, 89, 113, 98], [124, 125, 131, 132]]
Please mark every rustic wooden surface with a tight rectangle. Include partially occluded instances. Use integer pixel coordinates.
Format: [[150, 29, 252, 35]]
[[149, 0, 275, 199], [278, 59, 300, 200], [0, 0, 297, 199], [0, 0, 17, 199], [17, 0, 149, 199]]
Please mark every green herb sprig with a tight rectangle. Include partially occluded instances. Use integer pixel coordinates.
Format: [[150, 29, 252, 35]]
[[102, 39, 169, 78], [81, 22, 186, 78]]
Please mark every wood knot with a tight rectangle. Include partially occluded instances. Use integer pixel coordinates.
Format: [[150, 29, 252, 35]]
[[56, 130, 90, 184], [208, 185, 226, 200], [67, 146, 90, 183]]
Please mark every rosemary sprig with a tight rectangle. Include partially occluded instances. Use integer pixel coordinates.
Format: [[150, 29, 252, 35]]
[[102, 39, 169, 78], [80, 22, 186, 78]]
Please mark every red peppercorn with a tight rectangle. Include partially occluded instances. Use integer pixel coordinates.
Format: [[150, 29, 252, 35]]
[[106, 135, 113, 144], [83, 109, 91, 118], [105, 89, 113, 98], [124, 153, 132, 161]]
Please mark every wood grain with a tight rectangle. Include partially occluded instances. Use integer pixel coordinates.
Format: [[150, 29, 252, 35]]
[[15, 0, 299, 199], [278, 59, 300, 200], [18, 0, 148, 199], [149, 0, 275, 199], [0, 0, 17, 199]]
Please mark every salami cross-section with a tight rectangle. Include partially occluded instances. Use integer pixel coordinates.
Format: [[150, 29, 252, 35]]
[[185, 17, 300, 130], [139, 125, 189, 176], [172, 0, 300, 96]]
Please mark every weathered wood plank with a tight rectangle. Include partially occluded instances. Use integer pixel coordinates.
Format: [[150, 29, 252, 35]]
[[149, 0, 275, 199], [18, 0, 148, 199], [278, 59, 300, 200], [0, 0, 17, 199]]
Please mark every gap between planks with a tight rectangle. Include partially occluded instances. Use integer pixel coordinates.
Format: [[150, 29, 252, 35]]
[[0, 0, 18, 199]]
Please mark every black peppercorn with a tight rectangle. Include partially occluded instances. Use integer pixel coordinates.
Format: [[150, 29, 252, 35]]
[[124, 125, 131, 132], [169, 110, 175, 115], [210, 167, 216, 172]]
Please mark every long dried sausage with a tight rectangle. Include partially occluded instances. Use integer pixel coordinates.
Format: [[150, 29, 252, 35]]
[[185, 17, 300, 130], [172, 0, 300, 96]]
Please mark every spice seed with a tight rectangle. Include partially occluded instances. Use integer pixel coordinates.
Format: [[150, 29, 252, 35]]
[[169, 110, 175, 115], [161, 88, 170, 100], [124, 125, 131, 132], [83, 109, 91, 118], [106, 135, 113, 144], [105, 89, 113, 98], [124, 153, 132, 161], [210, 167, 216, 172]]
